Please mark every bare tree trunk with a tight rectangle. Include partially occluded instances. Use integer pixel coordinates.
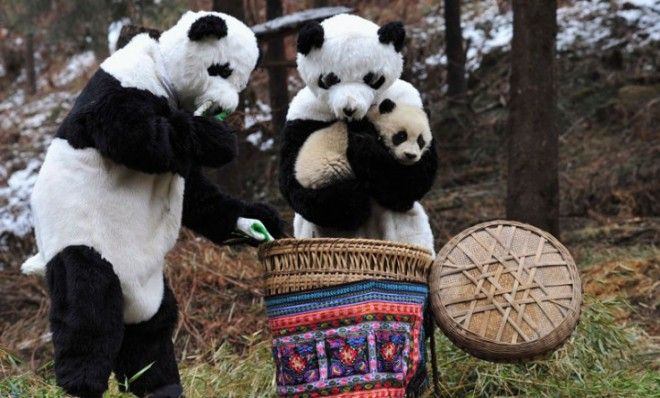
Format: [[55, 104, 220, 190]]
[[210, 0, 247, 196], [212, 0, 244, 20], [444, 0, 466, 106], [507, 1, 559, 236], [25, 32, 36, 95], [265, 0, 288, 134]]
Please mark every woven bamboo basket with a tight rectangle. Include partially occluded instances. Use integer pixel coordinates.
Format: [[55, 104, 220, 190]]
[[258, 238, 434, 296], [429, 220, 582, 362]]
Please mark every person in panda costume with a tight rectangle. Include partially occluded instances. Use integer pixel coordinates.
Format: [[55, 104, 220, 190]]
[[21, 11, 283, 398], [279, 14, 437, 254]]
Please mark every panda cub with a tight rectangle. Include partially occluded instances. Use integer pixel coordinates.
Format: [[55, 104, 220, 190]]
[[294, 98, 432, 190], [367, 98, 433, 166]]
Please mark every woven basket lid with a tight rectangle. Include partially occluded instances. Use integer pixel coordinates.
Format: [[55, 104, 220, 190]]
[[259, 238, 434, 296], [429, 220, 582, 361]]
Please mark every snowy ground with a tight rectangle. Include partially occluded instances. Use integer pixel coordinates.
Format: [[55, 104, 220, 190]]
[[414, 0, 660, 77], [0, 50, 95, 252]]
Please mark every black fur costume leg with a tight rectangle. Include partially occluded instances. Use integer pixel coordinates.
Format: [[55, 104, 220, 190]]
[[46, 245, 124, 398], [114, 281, 181, 398]]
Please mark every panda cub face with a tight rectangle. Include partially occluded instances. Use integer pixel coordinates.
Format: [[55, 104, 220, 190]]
[[297, 14, 405, 121], [159, 11, 259, 114], [368, 99, 433, 166]]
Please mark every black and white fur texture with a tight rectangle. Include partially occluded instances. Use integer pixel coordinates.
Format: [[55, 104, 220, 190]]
[[22, 11, 282, 398], [279, 14, 437, 254], [290, 97, 437, 253]]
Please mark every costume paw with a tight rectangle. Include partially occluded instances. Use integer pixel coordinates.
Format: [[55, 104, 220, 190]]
[[242, 203, 285, 239], [236, 217, 274, 242]]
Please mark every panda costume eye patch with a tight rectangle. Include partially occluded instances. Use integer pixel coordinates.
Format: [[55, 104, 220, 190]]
[[363, 72, 385, 90], [392, 130, 407, 146], [318, 72, 340, 89], [208, 62, 233, 78]]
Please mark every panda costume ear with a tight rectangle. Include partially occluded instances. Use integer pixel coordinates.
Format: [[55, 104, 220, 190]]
[[379, 98, 396, 114], [188, 15, 228, 41], [297, 21, 324, 55], [378, 21, 405, 52]]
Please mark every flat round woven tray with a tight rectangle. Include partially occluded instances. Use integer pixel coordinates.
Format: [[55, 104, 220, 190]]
[[258, 238, 434, 296], [429, 220, 582, 361]]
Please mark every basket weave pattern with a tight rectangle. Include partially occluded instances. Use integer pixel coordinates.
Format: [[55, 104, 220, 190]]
[[258, 238, 434, 296], [430, 220, 582, 361]]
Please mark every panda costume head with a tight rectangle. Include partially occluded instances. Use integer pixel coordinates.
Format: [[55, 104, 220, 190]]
[[368, 98, 433, 166], [296, 14, 405, 120], [104, 10, 259, 115]]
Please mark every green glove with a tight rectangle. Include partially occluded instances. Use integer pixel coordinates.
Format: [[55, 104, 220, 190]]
[[236, 217, 274, 242], [214, 110, 229, 121], [194, 100, 232, 121]]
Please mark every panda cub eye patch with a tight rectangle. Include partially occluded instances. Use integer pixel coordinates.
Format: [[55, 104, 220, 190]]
[[318, 72, 340, 89], [207, 62, 233, 79], [417, 135, 426, 149], [363, 72, 385, 90], [392, 130, 407, 146]]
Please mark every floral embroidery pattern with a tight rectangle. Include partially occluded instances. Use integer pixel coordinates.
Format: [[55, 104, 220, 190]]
[[326, 335, 369, 377], [265, 280, 428, 397], [275, 342, 319, 385], [376, 332, 406, 373]]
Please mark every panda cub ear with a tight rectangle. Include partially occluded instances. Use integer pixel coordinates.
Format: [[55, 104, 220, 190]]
[[188, 15, 228, 41], [379, 98, 396, 114], [378, 21, 405, 52], [297, 21, 324, 55]]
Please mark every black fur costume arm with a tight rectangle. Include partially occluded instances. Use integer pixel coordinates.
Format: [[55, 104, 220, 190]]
[[182, 167, 284, 244], [347, 120, 438, 212], [279, 119, 372, 230], [57, 69, 236, 176]]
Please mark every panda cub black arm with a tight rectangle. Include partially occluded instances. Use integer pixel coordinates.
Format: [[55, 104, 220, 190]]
[[57, 70, 237, 175], [347, 121, 438, 212], [279, 119, 372, 230], [182, 167, 284, 245]]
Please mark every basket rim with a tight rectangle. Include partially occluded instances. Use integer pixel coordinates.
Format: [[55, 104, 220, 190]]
[[429, 219, 582, 361], [258, 238, 435, 296], [258, 237, 434, 260]]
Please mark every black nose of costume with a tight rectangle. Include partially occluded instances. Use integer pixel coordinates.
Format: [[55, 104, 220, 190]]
[[404, 152, 417, 160], [343, 107, 356, 116]]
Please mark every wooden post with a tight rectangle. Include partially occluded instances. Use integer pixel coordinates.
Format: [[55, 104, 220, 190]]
[[444, 0, 467, 106], [507, 1, 559, 237], [25, 31, 36, 95], [211, 0, 247, 196], [265, 0, 289, 134]]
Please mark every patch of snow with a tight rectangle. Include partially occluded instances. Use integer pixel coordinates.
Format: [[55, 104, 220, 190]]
[[0, 159, 41, 242], [108, 18, 131, 54], [54, 51, 96, 87], [251, 7, 351, 37], [412, 0, 660, 74], [23, 113, 48, 129], [245, 100, 272, 128], [246, 131, 275, 151]]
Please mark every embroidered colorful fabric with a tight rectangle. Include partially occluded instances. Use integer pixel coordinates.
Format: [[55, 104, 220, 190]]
[[265, 280, 428, 398]]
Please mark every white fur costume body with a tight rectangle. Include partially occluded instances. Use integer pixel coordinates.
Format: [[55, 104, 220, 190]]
[[294, 201, 434, 255], [25, 139, 184, 323]]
